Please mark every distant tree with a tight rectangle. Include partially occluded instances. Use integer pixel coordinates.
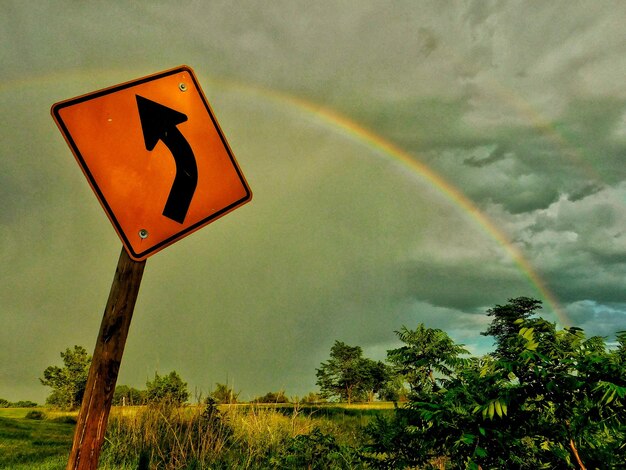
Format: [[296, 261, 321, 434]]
[[252, 390, 290, 404], [145, 371, 189, 405], [210, 382, 239, 404], [316, 340, 385, 404], [299, 392, 325, 404], [40, 345, 91, 410], [361, 360, 395, 402], [113, 385, 146, 406], [12, 400, 38, 408], [0, 398, 10, 408]]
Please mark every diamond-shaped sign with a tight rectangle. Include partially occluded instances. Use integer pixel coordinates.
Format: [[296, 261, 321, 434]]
[[52, 66, 252, 260]]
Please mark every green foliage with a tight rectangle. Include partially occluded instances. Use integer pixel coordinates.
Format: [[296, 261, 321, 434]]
[[252, 390, 290, 403], [113, 384, 146, 406], [24, 410, 46, 420], [39, 345, 91, 410], [367, 297, 626, 469], [145, 371, 189, 405], [209, 382, 240, 404], [316, 341, 395, 404], [11, 400, 38, 408], [0, 398, 38, 408], [271, 427, 366, 469], [300, 391, 326, 404], [387, 324, 469, 394]]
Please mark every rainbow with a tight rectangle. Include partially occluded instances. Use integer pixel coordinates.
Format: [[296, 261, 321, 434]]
[[212, 79, 569, 326], [0, 67, 569, 325]]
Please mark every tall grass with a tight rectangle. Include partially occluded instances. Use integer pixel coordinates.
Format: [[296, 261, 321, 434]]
[[99, 401, 369, 469]]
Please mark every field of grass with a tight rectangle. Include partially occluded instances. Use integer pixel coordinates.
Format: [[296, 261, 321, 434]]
[[0, 408, 74, 470], [0, 403, 389, 469]]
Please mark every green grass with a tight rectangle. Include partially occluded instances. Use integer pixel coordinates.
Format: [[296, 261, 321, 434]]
[[0, 409, 74, 469]]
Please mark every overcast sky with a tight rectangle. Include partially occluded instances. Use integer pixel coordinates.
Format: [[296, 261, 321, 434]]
[[2, 1, 625, 403]]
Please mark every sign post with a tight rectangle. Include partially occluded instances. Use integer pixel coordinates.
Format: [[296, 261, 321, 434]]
[[66, 248, 145, 469], [51, 66, 252, 469]]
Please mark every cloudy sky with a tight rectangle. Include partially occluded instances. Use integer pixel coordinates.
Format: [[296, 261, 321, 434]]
[[2, 1, 625, 403]]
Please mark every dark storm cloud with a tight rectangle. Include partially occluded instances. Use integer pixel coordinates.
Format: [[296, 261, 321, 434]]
[[2, 1, 625, 402], [566, 301, 626, 340], [398, 258, 528, 312]]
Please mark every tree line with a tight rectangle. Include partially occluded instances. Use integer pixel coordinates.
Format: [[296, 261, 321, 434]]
[[37, 297, 625, 468]]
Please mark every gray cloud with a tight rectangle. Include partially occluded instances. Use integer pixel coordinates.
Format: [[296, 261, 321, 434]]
[[2, 1, 625, 402]]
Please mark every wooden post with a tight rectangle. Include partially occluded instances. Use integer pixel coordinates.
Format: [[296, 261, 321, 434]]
[[66, 248, 146, 470]]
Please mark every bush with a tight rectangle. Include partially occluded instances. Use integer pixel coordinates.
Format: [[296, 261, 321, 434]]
[[25, 410, 46, 420], [52, 415, 78, 424], [271, 427, 365, 469]]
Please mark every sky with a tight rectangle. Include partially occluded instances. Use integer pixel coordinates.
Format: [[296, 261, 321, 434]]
[[1, 1, 625, 403]]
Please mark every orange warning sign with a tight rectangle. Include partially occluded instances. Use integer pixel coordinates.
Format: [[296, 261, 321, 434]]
[[52, 66, 252, 261]]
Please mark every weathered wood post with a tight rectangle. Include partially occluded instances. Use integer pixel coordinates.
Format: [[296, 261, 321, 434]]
[[66, 248, 146, 470]]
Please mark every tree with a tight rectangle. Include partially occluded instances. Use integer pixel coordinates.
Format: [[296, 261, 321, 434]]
[[252, 390, 290, 404], [316, 341, 389, 403], [299, 392, 325, 404], [361, 360, 393, 402], [210, 382, 239, 404], [113, 385, 146, 406], [145, 371, 189, 405], [40, 345, 91, 410], [481, 296, 542, 362], [367, 298, 626, 469], [387, 324, 469, 395]]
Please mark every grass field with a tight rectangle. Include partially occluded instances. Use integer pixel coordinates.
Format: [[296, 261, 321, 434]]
[[0, 408, 74, 470], [0, 403, 390, 469]]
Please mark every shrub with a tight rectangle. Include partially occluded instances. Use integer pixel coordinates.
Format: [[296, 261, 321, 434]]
[[52, 415, 78, 424], [271, 427, 365, 469], [25, 410, 46, 420]]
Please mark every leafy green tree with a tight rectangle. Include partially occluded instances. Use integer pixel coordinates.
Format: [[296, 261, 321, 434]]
[[210, 382, 239, 404], [112, 385, 146, 406], [367, 324, 471, 467], [316, 341, 387, 404], [0, 398, 9, 408], [481, 296, 542, 362], [145, 371, 189, 405], [387, 324, 469, 395], [367, 298, 626, 469], [40, 345, 91, 410]]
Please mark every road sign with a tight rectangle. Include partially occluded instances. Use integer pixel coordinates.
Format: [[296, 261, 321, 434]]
[[52, 65, 252, 260]]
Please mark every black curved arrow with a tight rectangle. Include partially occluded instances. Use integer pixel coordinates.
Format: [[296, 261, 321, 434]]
[[136, 95, 198, 224]]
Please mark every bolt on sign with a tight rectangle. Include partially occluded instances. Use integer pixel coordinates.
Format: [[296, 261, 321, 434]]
[[52, 65, 252, 260]]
